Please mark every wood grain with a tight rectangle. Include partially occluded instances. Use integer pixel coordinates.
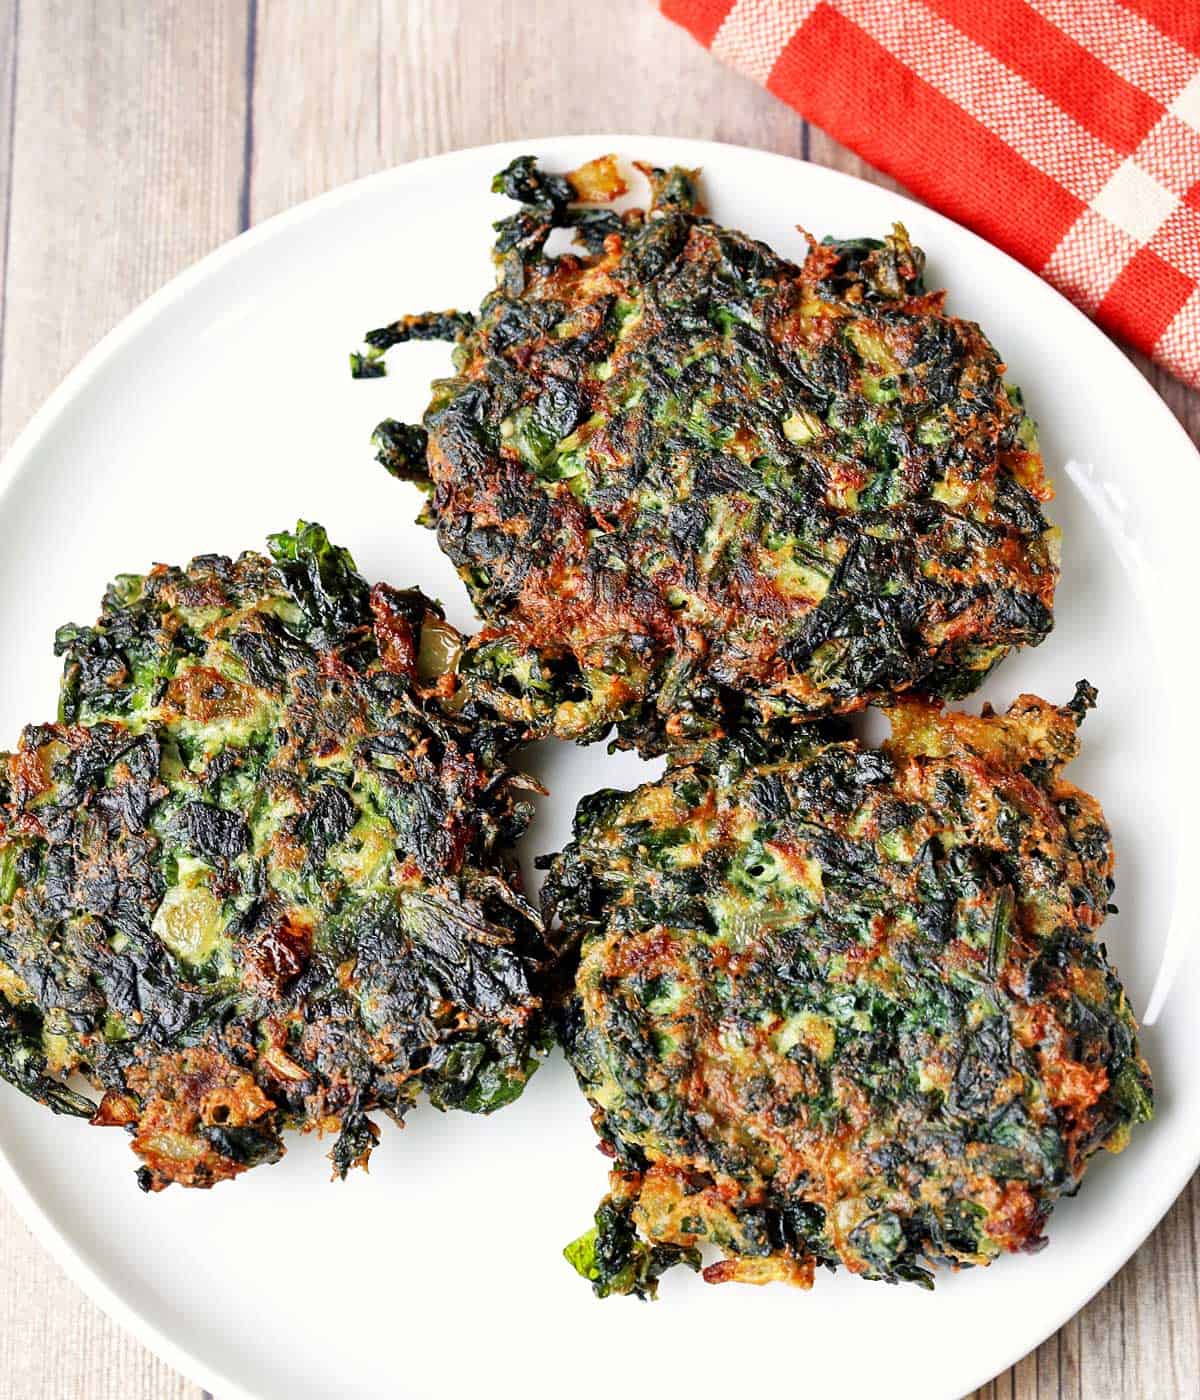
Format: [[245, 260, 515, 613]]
[[0, 0, 16, 427], [0, 0, 248, 456], [0, 3, 1195, 1397], [0, 2, 246, 1396]]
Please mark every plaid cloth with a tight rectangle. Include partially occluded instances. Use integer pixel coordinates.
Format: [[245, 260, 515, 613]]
[[661, 0, 1200, 388]]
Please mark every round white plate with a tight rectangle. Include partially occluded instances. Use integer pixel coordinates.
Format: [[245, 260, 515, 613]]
[[0, 136, 1197, 1400]]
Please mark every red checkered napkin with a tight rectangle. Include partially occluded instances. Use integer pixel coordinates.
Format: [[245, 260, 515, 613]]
[[661, 0, 1200, 387]]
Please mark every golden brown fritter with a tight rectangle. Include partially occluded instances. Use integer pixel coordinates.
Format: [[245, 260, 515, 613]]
[[360, 156, 1058, 754], [0, 525, 548, 1189], [544, 685, 1151, 1296]]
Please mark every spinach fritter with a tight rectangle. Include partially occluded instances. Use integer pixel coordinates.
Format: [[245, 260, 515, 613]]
[[545, 686, 1151, 1296], [0, 524, 549, 1190], [358, 156, 1059, 754]]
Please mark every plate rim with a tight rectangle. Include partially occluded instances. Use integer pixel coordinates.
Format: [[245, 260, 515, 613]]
[[0, 132, 1196, 1400]]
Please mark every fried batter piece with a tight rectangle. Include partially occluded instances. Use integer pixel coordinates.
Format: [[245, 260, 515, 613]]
[[544, 684, 1151, 1296], [358, 156, 1059, 754], [0, 524, 548, 1189]]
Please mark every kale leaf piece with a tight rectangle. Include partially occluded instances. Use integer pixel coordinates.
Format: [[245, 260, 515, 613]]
[[544, 685, 1151, 1295], [354, 155, 1059, 755], [0, 523, 550, 1189]]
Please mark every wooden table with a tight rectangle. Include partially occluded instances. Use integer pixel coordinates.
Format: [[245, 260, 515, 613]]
[[0, 4, 1196, 1397]]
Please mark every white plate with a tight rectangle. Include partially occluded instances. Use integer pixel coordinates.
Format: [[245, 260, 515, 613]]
[[0, 136, 1198, 1400]]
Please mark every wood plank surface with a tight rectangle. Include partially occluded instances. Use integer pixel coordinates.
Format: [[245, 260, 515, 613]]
[[0, 4, 1195, 1398]]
